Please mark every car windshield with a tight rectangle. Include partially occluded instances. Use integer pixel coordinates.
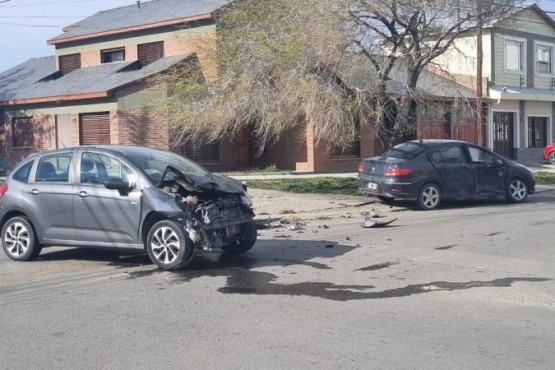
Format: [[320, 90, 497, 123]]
[[382, 142, 427, 160], [111, 146, 210, 184]]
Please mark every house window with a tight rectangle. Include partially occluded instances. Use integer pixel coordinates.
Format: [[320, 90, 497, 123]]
[[12, 117, 33, 148], [528, 117, 548, 148], [138, 41, 164, 66], [101, 48, 125, 63], [79, 112, 111, 145], [59, 53, 81, 75], [505, 39, 524, 73], [181, 142, 219, 162], [536, 44, 553, 75]]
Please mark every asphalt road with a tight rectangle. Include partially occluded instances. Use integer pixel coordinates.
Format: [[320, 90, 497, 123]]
[[1, 189, 555, 369]]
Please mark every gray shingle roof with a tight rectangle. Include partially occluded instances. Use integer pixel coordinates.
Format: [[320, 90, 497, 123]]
[[49, 0, 230, 43], [0, 54, 192, 102]]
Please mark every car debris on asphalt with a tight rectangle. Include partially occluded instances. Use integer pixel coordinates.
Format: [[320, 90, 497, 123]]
[[361, 209, 398, 228]]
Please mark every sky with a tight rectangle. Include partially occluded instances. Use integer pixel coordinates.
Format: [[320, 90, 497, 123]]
[[0, 0, 138, 72], [1, 0, 555, 72]]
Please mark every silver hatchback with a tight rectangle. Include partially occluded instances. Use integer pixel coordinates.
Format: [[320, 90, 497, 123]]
[[0, 146, 257, 270]]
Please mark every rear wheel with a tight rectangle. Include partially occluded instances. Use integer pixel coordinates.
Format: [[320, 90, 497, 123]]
[[505, 178, 528, 203], [221, 220, 257, 254], [549, 151, 555, 164], [1, 217, 42, 261], [146, 220, 193, 270], [417, 183, 441, 210]]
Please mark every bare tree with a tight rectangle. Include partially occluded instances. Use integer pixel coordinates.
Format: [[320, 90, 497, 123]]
[[146, 0, 527, 152], [340, 0, 526, 148]]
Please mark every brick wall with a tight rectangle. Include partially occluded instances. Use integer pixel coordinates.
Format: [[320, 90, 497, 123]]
[[251, 123, 309, 171], [3, 115, 56, 169], [165, 32, 217, 81], [116, 110, 170, 149], [81, 50, 100, 67]]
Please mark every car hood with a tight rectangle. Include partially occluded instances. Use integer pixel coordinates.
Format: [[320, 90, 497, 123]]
[[178, 172, 245, 194]]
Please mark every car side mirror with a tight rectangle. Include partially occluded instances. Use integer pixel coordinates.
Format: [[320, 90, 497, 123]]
[[496, 158, 504, 166], [104, 177, 133, 196]]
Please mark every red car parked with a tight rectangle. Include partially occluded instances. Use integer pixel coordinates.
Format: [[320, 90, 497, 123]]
[[543, 143, 555, 164]]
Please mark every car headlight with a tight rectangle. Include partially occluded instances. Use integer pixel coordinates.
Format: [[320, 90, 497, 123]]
[[241, 194, 253, 207]]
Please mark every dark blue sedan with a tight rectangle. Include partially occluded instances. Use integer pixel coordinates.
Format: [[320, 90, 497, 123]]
[[358, 140, 536, 210]]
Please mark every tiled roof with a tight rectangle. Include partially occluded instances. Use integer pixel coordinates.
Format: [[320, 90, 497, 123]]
[[0, 54, 193, 103], [48, 0, 229, 43]]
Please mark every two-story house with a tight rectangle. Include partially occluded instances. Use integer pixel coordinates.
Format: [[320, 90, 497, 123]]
[[433, 4, 555, 160], [0, 0, 229, 172]]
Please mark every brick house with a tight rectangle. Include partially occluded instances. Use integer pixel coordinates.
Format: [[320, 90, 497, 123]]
[[0, 0, 480, 174]]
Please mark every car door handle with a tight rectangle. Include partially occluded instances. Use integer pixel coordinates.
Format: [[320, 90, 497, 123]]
[[28, 189, 40, 195], [78, 191, 90, 198]]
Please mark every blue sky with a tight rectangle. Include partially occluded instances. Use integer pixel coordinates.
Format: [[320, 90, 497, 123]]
[[0, 0, 136, 71], [1, 0, 555, 72]]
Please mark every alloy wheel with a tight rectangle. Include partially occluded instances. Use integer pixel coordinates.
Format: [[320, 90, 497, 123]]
[[4, 221, 30, 258], [150, 226, 181, 264]]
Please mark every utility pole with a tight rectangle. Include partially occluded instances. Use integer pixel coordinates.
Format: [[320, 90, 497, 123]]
[[476, 0, 484, 146]]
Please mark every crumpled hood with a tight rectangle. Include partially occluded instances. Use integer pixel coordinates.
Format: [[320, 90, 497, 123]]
[[179, 172, 245, 194]]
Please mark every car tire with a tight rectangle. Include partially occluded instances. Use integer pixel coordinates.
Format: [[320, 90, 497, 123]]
[[549, 151, 555, 164], [146, 220, 193, 270], [221, 220, 257, 255], [377, 196, 395, 205], [1, 217, 42, 261], [417, 183, 441, 210], [505, 178, 528, 203]]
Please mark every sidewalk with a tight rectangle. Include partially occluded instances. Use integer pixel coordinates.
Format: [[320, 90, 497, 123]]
[[229, 158, 555, 182]]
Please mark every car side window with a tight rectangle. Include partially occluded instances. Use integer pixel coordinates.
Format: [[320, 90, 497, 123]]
[[81, 152, 136, 187], [430, 146, 466, 164], [36, 154, 72, 182], [468, 147, 494, 164], [12, 161, 33, 183]]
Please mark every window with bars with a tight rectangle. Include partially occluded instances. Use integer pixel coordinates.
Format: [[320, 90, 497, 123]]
[[181, 142, 219, 162], [138, 41, 164, 66], [528, 117, 548, 148], [59, 53, 81, 75], [101, 48, 125, 63], [12, 117, 33, 148]]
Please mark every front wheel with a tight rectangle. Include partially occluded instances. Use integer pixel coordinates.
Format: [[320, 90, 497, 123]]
[[1, 217, 42, 261], [221, 220, 257, 255], [416, 183, 441, 210], [505, 178, 528, 203], [549, 151, 555, 164], [146, 220, 193, 270]]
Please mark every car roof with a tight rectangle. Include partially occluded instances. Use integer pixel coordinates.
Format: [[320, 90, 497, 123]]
[[403, 139, 473, 147]]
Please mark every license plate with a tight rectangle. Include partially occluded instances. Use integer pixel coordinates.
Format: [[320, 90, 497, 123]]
[[367, 182, 377, 190]]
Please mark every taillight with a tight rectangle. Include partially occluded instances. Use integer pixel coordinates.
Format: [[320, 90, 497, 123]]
[[358, 163, 365, 174], [0, 183, 7, 200], [384, 168, 412, 177]]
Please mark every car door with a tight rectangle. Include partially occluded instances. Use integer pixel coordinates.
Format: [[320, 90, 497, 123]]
[[22, 152, 76, 241], [466, 145, 506, 195], [429, 144, 475, 198], [73, 151, 142, 245]]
